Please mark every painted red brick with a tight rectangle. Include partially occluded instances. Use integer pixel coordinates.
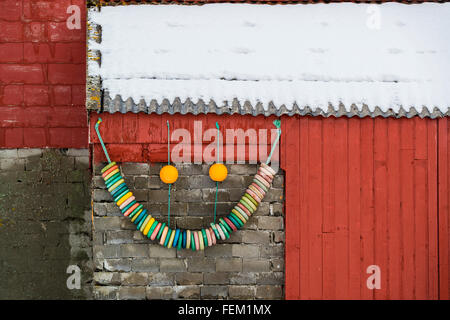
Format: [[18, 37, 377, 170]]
[[0, 43, 23, 63], [4, 128, 24, 148], [0, 64, 44, 84], [0, 107, 25, 128], [48, 107, 87, 127], [1, 85, 23, 105], [0, 0, 22, 21], [48, 64, 85, 85], [0, 21, 23, 42], [48, 22, 84, 42], [49, 127, 88, 148], [23, 85, 50, 106], [71, 84, 85, 105], [52, 85, 72, 105], [22, 107, 50, 127], [22, 0, 72, 22], [23, 127, 47, 147], [24, 22, 47, 42]]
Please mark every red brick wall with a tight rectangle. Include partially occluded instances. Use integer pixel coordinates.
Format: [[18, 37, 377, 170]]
[[0, 0, 87, 148]]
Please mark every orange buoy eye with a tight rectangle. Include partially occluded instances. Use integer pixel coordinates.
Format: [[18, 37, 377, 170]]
[[160, 165, 178, 184], [209, 163, 228, 182]]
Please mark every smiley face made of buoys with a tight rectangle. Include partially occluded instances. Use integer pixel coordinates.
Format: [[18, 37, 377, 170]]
[[160, 164, 179, 184], [209, 163, 228, 182]]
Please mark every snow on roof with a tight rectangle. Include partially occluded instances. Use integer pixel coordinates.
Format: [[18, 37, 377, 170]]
[[88, 3, 450, 117]]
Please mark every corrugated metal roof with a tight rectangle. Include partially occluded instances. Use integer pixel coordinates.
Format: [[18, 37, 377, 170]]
[[102, 91, 448, 118]]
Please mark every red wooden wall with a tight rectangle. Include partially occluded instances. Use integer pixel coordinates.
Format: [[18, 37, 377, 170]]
[[0, 0, 87, 148], [89, 113, 280, 163], [282, 116, 449, 300]]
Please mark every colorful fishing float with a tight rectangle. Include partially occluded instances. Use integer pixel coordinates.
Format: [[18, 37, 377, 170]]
[[95, 118, 281, 251]]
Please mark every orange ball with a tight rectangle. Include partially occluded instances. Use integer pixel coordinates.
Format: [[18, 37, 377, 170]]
[[160, 165, 178, 184], [209, 163, 228, 182]]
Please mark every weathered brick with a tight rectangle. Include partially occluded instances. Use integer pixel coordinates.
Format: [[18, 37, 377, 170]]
[[94, 272, 121, 286], [17, 149, 42, 158], [0, 149, 18, 159], [93, 203, 107, 216], [93, 286, 118, 300], [103, 258, 132, 272], [160, 259, 187, 272], [94, 217, 121, 231], [148, 189, 169, 203], [120, 244, 149, 258], [105, 230, 134, 244], [260, 245, 284, 258], [257, 216, 283, 230], [231, 244, 260, 258], [173, 189, 202, 202], [273, 231, 284, 243], [149, 245, 176, 258], [229, 164, 257, 175], [175, 272, 203, 285], [176, 286, 201, 299], [228, 285, 256, 299], [256, 272, 284, 285], [243, 259, 271, 272], [229, 272, 257, 285], [216, 258, 242, 272], [270, 258, 284, 272], [263, 188, 284, 202], [121, 163, 149, 175], [205, 244, 232, 258], [204, 272, 230, 285], [146, 286, 174, 300], [131, 258, 159, 272], [241, 230, 270, 244], [202, 189, 230, 202], [187, 258, 215, 272], [255, 285, 283, 299], [121, 272, 148, 286], [134, 176, 148, 189], [93, 189, 112, 202], [118, 286, 146, 300], [148, 272, 174, 286], [93, 245, 120, 259], [201, 286, 228, 299]]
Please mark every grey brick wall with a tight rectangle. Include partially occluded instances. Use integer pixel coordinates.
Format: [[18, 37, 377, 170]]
[[92, 162, 285, 300], [0, 149, 92, 299]]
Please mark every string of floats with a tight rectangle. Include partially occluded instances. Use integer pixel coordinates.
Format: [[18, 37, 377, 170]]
[[94, 119, 281, 250]]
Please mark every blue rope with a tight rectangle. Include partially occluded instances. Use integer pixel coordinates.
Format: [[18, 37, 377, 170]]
[[266, 119, 281, 165], [94, 118, 111, 163]]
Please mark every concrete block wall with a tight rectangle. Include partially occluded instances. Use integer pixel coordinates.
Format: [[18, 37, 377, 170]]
[[92, 162, 285, 300], [0, 148, 92, 299]]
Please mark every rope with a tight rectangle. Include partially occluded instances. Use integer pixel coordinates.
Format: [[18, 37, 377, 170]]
[[167, 120, 171, 227], [266, 119, 281, 165], [94, 118, 111, 163]]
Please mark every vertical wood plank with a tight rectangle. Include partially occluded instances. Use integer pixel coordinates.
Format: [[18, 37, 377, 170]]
[[438, 118, 449, 299], [348, 118, 362, 299], [299, 117, 310, 299], [387, 118, 402, 299], [334, 117, 349, 299], [308, 118, 323, 299], [322, 118, 336, 299], [283, 116, 300, 299], [414, 118, 429, 299], [360, 118, 375, 300], [374, 118, 388, 300], [400, 119, 416, 299], [427, 119, 439, 300]]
